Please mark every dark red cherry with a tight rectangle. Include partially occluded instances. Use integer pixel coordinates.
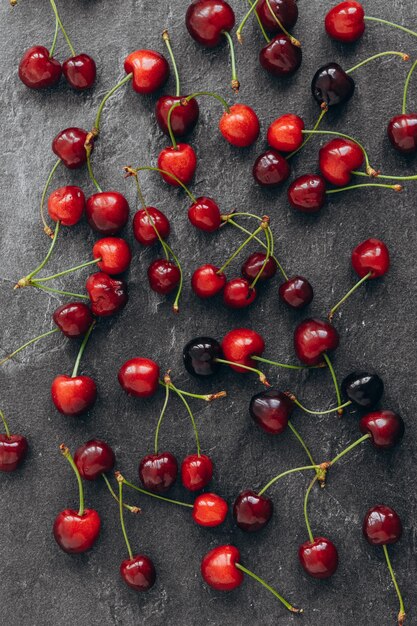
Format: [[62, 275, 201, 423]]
[[192, 492, 228, 527], [319, 138, 364, 186], [62, 54, 96, 90], [183, 336, 223, 377], [155, 95, 199, 136], [259, 35, 302, 77], [359, 410, 404, 449], [51, 375, 97, 416], [158, 143, 197, 186], [139, 452, 178, 493], [86, 272, 128, 317], [387, 114, 417, 154], [312, 63, 355, 108], [124, 49, 169, 93], [52, 127, 91, 169], [201, 545, 244, 590], [148, 259, 180, 294], [191, 264, 226, 298], [249, 388, 294, 434], [341, 372, 384, 409], [223, 278, 256, 309], [256, 0, 298, 32], [253, 149, 290, 187], [186, 0, 235, 47], [0, 433, 28, 472], [181, 454, 213, 491], [219, 104, 260, 148], [241, 252, 277, 282], [351, 238, 390, 278], [221, 328, 265, 372], [267, 114, 304, 152], [363, 505, 403, 545], [288, 174, 327, 213], [188, 197, 221, 232], [133, 207, 170, 245], [74, 439, 115, 480], [120, 555, 156, 591], [53, 302, 93, 338], [118, 358, 160, 398], [294, 318, 339, 366], [233, 490, 273, 532], [325, 2, 365, 43], [86, 192, 130, 235], [53, 509, 101, 553], [298, 537, 339, 579], [279, 276, 314, 309], [92, 237, 132, 275], [18, 46, 62, 89], [48, 186, 85, 226]]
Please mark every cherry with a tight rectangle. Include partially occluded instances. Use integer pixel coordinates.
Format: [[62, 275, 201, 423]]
[[319, 138, 364, 186], [92, 237, 132, 275], [221, 328, 265, 373], [363, 505, 403, 546], [156, 95, 199, 137], [86, 272, 128, 317], [341, 372, 384, 409], [256, 0, 298, 33], [259, 35, 302, 77], [267, 114, 304, 153], [18, 46, 62, 89], [120, 555, 156, 591], [0, 410, 28, 472], [86, 191, 130, 235], [188, 197, 221, 232], [52, 127, 91, 169], [192, 492, 228, 527], [201, 545, 244, 591], [186, 0, 235, 47], [74, 439, 115, 480], [53, 302, 93, 338], [279, 276, 314, 309], [118, 358, 160, 398], [183, 336, 223, 377], [242, 252, 277, 282], [124, 49, 169, 93], [47, 186, 85, 226], [249, 389, 294, 434], [157, 143, 197, 186], [181, 454, 213, 491], [219, 104, 260, 148], [223, 278, 256, 309], [54, 508, 101, 553], [288, 174, 327, 213], [387, 115, 417, 154], [294, 318, 339, 366], [62, 54, 96, 90], [133, 207, 170, 245], [351, 238, 390, 278], [311, 63, 355, 108], [325, 2, 365, 42], [233, 490, 273, 532], [298, 537, 339, 579], [253, 150, 290, 187], [139, 452, 178, 493], [359, 410, 404, 449], [148, 259, 180, 294], [51, 375, 97, 416], [191, 264, 226, 298]]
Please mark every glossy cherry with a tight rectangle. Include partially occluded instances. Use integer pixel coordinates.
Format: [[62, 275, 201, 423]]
[[86, 192, 130, 235], [133, 207, 170, 245], [191, 264, 226, 298], [183, 336, 223, 377], [359, 410, 404, 449], [267, 114, 304, 152], [233, 490, 273, 532], [325, 2, 365, 43], [148, 259, 180, 294], [53, 509, 101, 553], [74, 439, 115, 480], [298, 537, 339, 579], [62, 54, 96, 90], [0, 412, 28, 472], [241, 252, 277, 282], [342, 372, 384, 409], [201, 545, 243, 590], [18, 46, 62, 89], [48, 186, 85, 226], [351, 239, 390, 278], [294, 318, 339, 366], [51, 375, 97, 416], [256, 0, 298, 32], [186, 0, 235, 47], [139, 452, 178, 493], [288, 174, 327, 213], [363, 505, 403, 545], [188, 197, 221, 232], [181, 454, 213, 491], [312, 63, 355, 108], [253, 150, 290, 187], [52, 127, 91, 169], [259, 35, 302, 77], [223, 278, 256, 309], [319, 138, 364, 186], [92, 237, 131, 275], [279, 276, 314, 309], [158, 144, 197, 186], [156, 95, 199, 136], [124, 49, 169, 93], [118, 358, 160, 398], [53, 302, 93, 338], [387, 114, 417, 154], [221, 328, 265, 372], [219, 104, 260, 148], [120, 555, 156, 591], [192, 492, 228, 527], [86, 272, 128, 317], [249, 389, 294, 434]]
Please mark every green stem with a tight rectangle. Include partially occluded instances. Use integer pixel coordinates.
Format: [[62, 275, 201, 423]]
[[328, 271, 372, 320], [402, 59, 417, 114], [118, 478, 133, 559], [154, 383, 170, 454], [122, 477, 193, 508], [327, 182, 402, 193], [236, 0, 259, 41], [217, 225, 264, 274], [252, 355, 312, 370], [94, 73, 133, 133], [365, 15, 417, 40], [353, 169, 417, 182], [382, 544, 406, 625], [102, 474, 139, 513], [71, 321, 95, 378], [287, 108, 327, 160], [40, 159, 61, 236], [35, 258, 100, 283], [303, 475, 318, 543], [159, 380, 226, 402], [250, 226, 271, 290], [330, 434, 371, 466], [162, 30, 180, 97], [215, 358, 270, 387], [49, 0, 75, 56], [169, 385, 201, 456], [290, 396, 352, 416], [265, 0, 300, 45], [323, 353, 342, 415], [300, 129, 372, 172], [60, 445, 84, 516], [31, 282, 89, 300], [163, 240, 183, 313], [346, 51, 409, 75], [24, 220, 60, 284], [258, 465, 319, 497], [131, 166, 197, 202], [247, 0, 270, 43], [49, 11, 59, 57], [235, 563, 302, 613], [222, 30, 239, 91], [0, 410, 10, 438], [0, 328, 59, 366], [287, 421, 316, 469], [86, 144, 102, 193]]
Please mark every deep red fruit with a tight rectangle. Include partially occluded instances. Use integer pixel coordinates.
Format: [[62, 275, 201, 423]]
[[118, 358, 160, 398], [312, 63, 355, 108], [53, 509, 101, 553], [139, 452, 178, 493], [18, 46, 62, 89], [279, 276, 314, 309], [148, 259, 180, 294], [387, 114, 417, 154], [223, 278, 257, 309], [158, 143, 197, 186], [351, 238, 390, 278], [241, 252, 277, 282], [294, 318, 339, 366], [48, 186, 85, 226], [86, 272, 128, 317], [86, 192, 130, 235], [219, 104, 260, 148], [52, 127, 91, 169], [124, 50, 169, 93], [192, 493, 228, 527], [288, 174, 327, 213], [319, 138, 364, 186], [259, 35, 302, 77], [186, 0, 235, 47], [51, 375, 97, 416], [201, 545, 244, 591], [120, 555, 156, 591], [267, 114, 304, 152], [221, 328, 265, 372], [253, 150, 290, 187], [256, 0, 298, 32], [62, 54, 96, 90], [74, 439, 115, 480], [191, 264, 226, 298], [325, 2, 365, 43], [181, 454, 213, 491], [0, 433, 28, 472], [359, 410, 404, 449], [299, 537, 339, 579], [363, 505, 403, 545], [93, 237, 132, 275], [53, 302, 93, 338], [249, 388, 294, 434], [133, 207, 170, 245], [233, 490, 273, 532], [155, 95, 199, 136], [188, 197, 221, 232]]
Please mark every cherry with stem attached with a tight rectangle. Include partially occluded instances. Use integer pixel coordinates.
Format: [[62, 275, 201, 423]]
[[0, 409, 28, 472], [388, 59, 417, 154], [237, 0, 300, 46]]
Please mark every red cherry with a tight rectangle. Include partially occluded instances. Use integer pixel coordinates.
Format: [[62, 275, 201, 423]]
[[288, 174, 327, 213], [124, 50, 169, 93], [86, 272, 128, 317], [201, 545, 244, 591], [0, 433, 28, 472], [53, 509, 101, 553], [259, 35, 302, 77], [191, 264, 226, 298], [118, 357, 160, 398], [133, 207, 170, 245], [18, 46, 62, 89], [74, 439, 115, 480], [298, 537, 339, 579], [186, 0, 235, 47], [294, 318, 339, 365], [267, 114, 305, 152], [62, 54, 96, 90], [233, 490, 273, 532], [219, 104, 260, 148], [387, 114, 417, 154], [351, 238, 390, 278], [92, 237, 132, 275], [256, 0, 298, 32], [148, 259, 180, 294], [52, 127, 91, 169], [359, 410, 404, 449], [48, 186, 85, 226], [51, 375, 97, 416], [155, 95, 199, 136], [188, 197, 221, 232], [223, 278, 257, 309], [363, 505, 403, 545], [241, 252, 277, 282], [325, 1, 365, 43], [249, 388, 294, 434], [139, 452, 178, 493], [86, 192, 130, 235], [319, 138, 364, 186], [279, 276, 314, 309], [53, 302, 94, 338], [192, 492, 228, 527], [253, 150, 290, 187], [221, 328, 265, 372], [120, 555, 156, 591], [181, 454, 213, 491], [158, 143, 197, 186]]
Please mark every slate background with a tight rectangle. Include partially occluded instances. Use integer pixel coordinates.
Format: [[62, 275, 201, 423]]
[[1, 0, 417, 624]]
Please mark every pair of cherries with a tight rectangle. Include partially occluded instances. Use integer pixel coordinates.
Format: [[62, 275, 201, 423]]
[[19, 47, 96, 90]]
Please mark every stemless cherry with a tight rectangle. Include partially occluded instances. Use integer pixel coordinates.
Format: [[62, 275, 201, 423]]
[[191, 264, 226, 298], [221, 328, 265, 372], [279, 276, 314, 309], [298, 537, 339, 579], [124, 49, 169, 93], [139, 452, 178, 493], [363, 505, 403, 545], [18, 46, 62, 89], [325, 2, 365, 42], [188, 197, 221, 232], [219, 104, 260, 148], [74, 439, 115, 480], [148, 259, 180, 294], [156, 95, 199, 136], [181, 454, 213, 491], [242, 252, 277, 282], [312, 63, 355, 108], [387, 114, 417, 154], [133, 207, 170, 245], [53, 509, 100, 553], [92, 238, 131, 275], [267, 114, 304, 152], [51, 375, 97, 417], [62, 54, 96, 90], [118, 358, 160, 398], [259, 35, 302, 77], [288, 174, 327, 213], [341, 372, 384, 409], [253, 150, 290, 187], [185, 0, 235, 47], [233, 490, 273, 532], [249, 389, 294, 434], [256, 0, 298, 32], [183, 337, 223, 377], [223, 278, 256, 309], [52, 127, 91, 169], [192, 493, 228, 527], [158, 144, 197, 186], [120, 555, 156, 591], [86, 192, 130, 235], [86, 272, 128, 317], [48, 186, 85, 226], [294, 318, 339, 365], [319, 138, 364, 186], [351, 239, 390, 278], [359, 410, 404, 449], [201, 545, 244, 591], [0, 411, 28, 473], [53, 302, 93, 338]]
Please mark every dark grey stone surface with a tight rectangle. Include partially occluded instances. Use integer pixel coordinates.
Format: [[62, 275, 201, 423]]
[[1, 0, 417, 624]]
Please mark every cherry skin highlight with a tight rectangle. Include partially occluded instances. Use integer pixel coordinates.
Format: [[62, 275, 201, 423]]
[[363, 505, 403, 545], [201, 545, 244, 591], [158, 144, 197, 186], [192, 493, 228, 527], [0, 432, 28, 472], [223, 278, 257, 309], [18, 46, 62, 89], [267, 114, 305, 152], [256, 0, 298, 33], [86, 192, 130, 235], [52, 127, 91, 169], [299, 537, 339, 579], [74, 439, 115, 480], [120, 555, 156, 591], [53, 509, 101, 553], [351, 239, 390, 278], [319, 138, 364, 186], [118, 358, 160, 398], [253, 150, 290, 187], [86, 272, 128, 317], [51, 375, 97, 416], [233, 490, 273, 532], [325, 2, 365, 43], [53, 302, 94, 338], [219, 105, 260, 148], [259, 35, 302, 77], [183, 336, 223, 377], [186, 0, 235, 47], [62, 54, 96, 90], [387, 114, 417, 154], [93, 237, 132, 275], [139, 452, 178, 493], [312, 63, 355, 108], [279, 276, 314, 309], [124, 49, 169, 93], [288, 174, 327, 213], [241, 252, 277, 282], [156, 95, 199, 136], [359, 410, 404, 449], [182, 454, 213, 491], [133, 207, 170, 245], [341, 372, 384, 409], [294, 318, 339, 366], [221, 328, 265, 372], [188, 197, 221, 232], [148, 259, 181, 294], [249, 388, 294, 434], [191, 264, 226, 298], [48, 186, 85, 226]]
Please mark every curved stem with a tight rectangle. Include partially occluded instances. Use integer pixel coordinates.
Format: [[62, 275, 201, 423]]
[[382, 544, 406, 626], [86, 144, 102, 193], [71, 321, 95, 378], [328, 272, 372, 321], [247, 0, 270, 43], [365, 15, 417, 40], [265, 0, 300, 46], [327, 182, 402, 193], [250, 226, 271, 290], [31, 282, 89, 300], [300, 129, 372, 172], [169, 385, 201, 456], [235, 563, 302, 613], [122, 476, 193, 508], [49, 11, 59, 57], [117, 477, 133, 560], [346, 51, 409, 75], [49, 0, 76, 57], [217, 224, 264, 274], [102, 474, 139, 513], [303, 475, 318, 543], [20, 220, 60, 286], [354, 169, 417, 182], [40, 159, 61, 237], [154, 383, 170, 454], [323, 353, 342, 416], [162, 30, 180, 97], [290, 395, 352, 416], [215, 357, 270, 387], [60, 444, 84, 516], [130, 166, 197, 203], [94, 73, 133, 133], [0, 410, 10, 438], [222, 31, 239, 92], [402, 59, 417, 114], [258, 465, 319, 497], [0, 328, 59, 366], [159, 381, 226, 402], [287, 108, 327, 160], [35, 258, 99, 283], [330, 433, 371, 466], [287, 421, 318, 474], [163, 240, 183, 313], [252, 355, 312, 370], [237, 0, 259, 42]]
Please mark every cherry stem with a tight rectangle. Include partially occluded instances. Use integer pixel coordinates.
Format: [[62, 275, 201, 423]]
[[85, 142, 102, 193], [214, 357, 270, 387], [40, 159, 61, 237], [382, 544, 406, 626], [49, 11, 59, 57], [258, 465, 320, 497], [235, 563, 302, 613], [402, 59, 417, 114], [102, 474, 140, 514], [158, 380, 227, 402], [94, 73, 133, 134], [121, 474, 193, 508], [328, 271, 372, 321], [329, 433, 371, 466], [365, 14, 417, 41], [241, 0, 270, 44], [323, 353, 343, 415], [60, 444, 85, 517], [49, 0, 76, 57], [327, 182, 402, 193], [222, 31, 240, 92], [354, 170, 416, 182], [264, 0, 300, 46], [0, 328, 59, 366], [289, 394, 352, 416], [0, 410, 11, 438], [162, 30, 180, 97], [16, 220, 60, 288], [249, 226, 272, 290], [166, 92, 230, 148], [300, 129, 373, 173], [287, 108, 328, 160], [252, 355, 317, 371], [30, 282, 90, 300], [128, 166, 197, 203], [117, 475, 133, 560], [287, 421, 323, 483], [35, 258, 100, 283], [303, 475, 318, 543], [71, 321, 96, 378], [217, 219, 268, 275], [154, 381, 170, 454], [164, 240, 183, 314], [346, 51, 409, 75], [169, 383, 201, 456]]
